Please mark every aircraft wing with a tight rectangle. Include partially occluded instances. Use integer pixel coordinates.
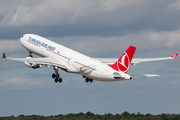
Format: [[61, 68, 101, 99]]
[[2, 53, 67, 70], [96, 53, 178, 65]]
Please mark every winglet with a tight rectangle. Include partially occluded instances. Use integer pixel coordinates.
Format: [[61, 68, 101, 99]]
[[171, 53, 178, 58], [2, 53, 6, 59]]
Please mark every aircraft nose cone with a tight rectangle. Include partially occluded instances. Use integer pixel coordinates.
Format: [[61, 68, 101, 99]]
[[20, 37, 23, 42], [20, 35, 26, 47]]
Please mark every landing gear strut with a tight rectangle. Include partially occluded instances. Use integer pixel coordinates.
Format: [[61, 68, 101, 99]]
[[52, 67, 62, 83]]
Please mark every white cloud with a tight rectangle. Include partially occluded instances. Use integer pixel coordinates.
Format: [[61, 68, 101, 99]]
[[0, 40, 23, 53], [99, 0, 142, 11], [169, 1, 180, 10], [0, 0, 147, 26], [0, 0, 95, 26], [51, 29, 180, 57], [0, 77, 44, 90]]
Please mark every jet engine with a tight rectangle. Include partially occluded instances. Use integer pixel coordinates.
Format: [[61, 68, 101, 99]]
[[24, 61, 42, 69]]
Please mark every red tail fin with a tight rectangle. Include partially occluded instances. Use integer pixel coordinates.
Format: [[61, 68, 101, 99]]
[[110, 46, 136, 73]]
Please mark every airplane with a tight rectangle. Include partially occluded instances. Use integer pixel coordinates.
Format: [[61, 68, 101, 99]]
[[2, 34, 178, 83]]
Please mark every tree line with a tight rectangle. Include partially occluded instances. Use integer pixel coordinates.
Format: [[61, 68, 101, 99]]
[[0, 111, 180, 120]]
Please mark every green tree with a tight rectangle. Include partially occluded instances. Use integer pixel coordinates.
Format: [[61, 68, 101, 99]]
[[121, 111, 131, 118]]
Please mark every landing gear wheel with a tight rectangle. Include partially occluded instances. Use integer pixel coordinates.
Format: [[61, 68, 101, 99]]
[[52, 73, 56, 78], [55, 78, 58, 83], [90, 79, 93, 82], [59, 78, 62, 83], [86, 78, 89, 82]]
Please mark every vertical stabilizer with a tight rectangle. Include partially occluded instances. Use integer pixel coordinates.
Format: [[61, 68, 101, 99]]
[[110, 46, 136, 73]]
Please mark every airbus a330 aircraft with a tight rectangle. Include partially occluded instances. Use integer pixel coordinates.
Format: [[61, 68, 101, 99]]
[[2, 34, 178, 83]]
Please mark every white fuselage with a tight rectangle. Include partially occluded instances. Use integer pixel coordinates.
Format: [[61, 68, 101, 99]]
[[20, 34, 131, 81]]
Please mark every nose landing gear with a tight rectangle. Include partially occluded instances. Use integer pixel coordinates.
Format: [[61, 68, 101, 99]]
[[28, 51, 33, 57]]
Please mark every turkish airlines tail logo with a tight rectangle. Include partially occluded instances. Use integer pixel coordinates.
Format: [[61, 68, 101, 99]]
[[110, 46, 136, 73]]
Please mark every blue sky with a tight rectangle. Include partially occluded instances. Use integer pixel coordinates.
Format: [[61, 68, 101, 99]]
[[0, 0, 180, 116]]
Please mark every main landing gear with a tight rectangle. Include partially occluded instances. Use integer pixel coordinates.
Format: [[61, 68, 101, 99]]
[[83, 76, 93, 83], [52, 67, 62, 83], [27, 52, 62, 83]]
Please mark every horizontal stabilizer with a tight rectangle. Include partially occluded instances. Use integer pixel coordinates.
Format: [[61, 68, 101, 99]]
[[131, 74, 160, 77]]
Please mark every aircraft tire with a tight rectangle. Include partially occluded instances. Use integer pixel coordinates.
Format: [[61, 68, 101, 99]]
[[55, 78, 58, 83], [85, 78, 89, 82], [52, 73, 56, 78], [90, 79, 93, 82], [59, 78, 62, 83]]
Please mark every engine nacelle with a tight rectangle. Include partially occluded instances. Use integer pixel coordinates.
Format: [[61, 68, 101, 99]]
[[24, 61, 42, 69]]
